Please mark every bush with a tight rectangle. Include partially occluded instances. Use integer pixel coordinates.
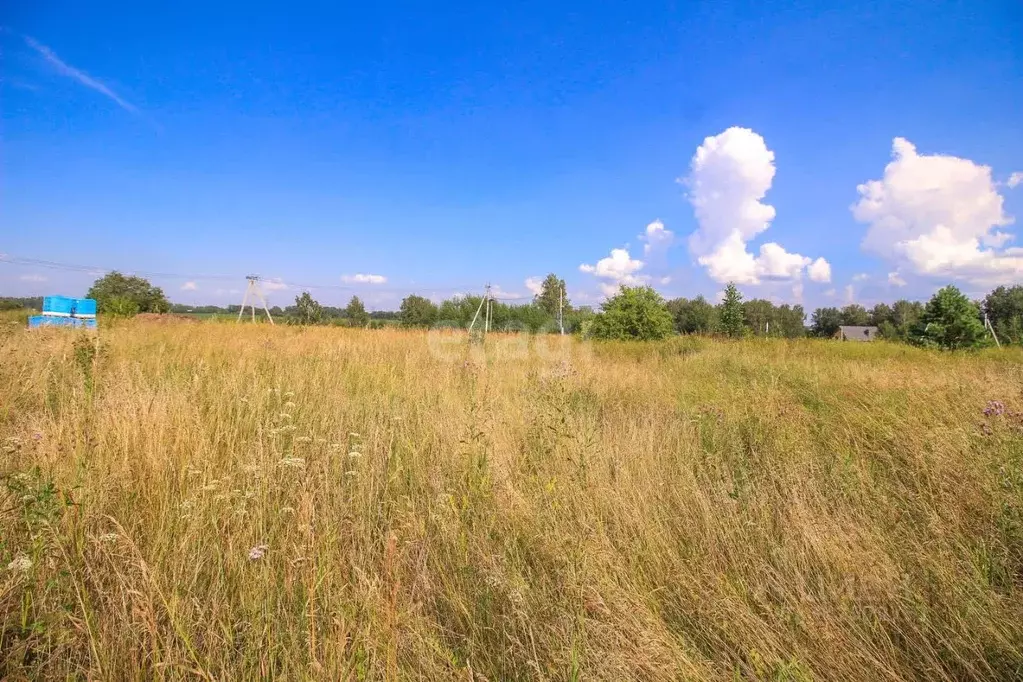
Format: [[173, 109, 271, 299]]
[[589, 286, 674, 341], [105, 296, 140, 318]]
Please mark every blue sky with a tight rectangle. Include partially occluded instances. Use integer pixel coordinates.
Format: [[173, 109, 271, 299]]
[[2, 0, 1021, 310]]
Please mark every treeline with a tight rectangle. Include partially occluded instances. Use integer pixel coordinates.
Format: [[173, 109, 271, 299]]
[[0, 296, 43, 311], [665, 295, 808, 338], [168, 302, 400, 322], [6, 271, 1020, 348], [663, 284, 1021, 345]]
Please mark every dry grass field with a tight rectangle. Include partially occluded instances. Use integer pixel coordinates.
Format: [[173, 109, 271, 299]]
[[2, 317, 1022, 680]]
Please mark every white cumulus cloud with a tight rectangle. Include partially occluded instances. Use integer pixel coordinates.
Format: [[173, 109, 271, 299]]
[[683, 127, 822, 284], [807, 257, 832, 283], [640, 219, 675, 258], [1008, 172, 1023, 189], [524, 277, 544, 296], [852, 137, 1021, 285], [888, 272, 907, 287], [341, 273, 387, 284], [580, 247, 648, 296], [181, 281, 198, 291]]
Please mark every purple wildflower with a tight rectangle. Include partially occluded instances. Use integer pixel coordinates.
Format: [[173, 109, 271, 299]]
[[983, 401, 1005, 417]]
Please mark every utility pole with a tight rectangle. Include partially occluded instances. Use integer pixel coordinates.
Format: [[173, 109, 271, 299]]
[[558, 283, 564, 335], [984, 312, 1001, 348], [238, 275, 275, 325], [468, 284, 492, 337]]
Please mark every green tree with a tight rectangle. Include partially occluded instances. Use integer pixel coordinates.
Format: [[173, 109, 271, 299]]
[[840, 304, 870, 326], [743, 299, 774, 336], [810, 307, 842, 338], [983, 285, 1023, 344], [533, 273, 570, 319], [774, 304, 807, 338], [666, 296, 717, 334], [106, 296, 141, 318], [884, 299, 924, 340], [87, 272, 169, 314], [293, 291, 323, 325], [399, 294, 439, 328], [563, 305, 596, 334], [911, 285, 989, 350], [869, 303, 894, 327], [588, 286, 674, 341], [345, 296, 370, 327], [718, 283, 745, 338]]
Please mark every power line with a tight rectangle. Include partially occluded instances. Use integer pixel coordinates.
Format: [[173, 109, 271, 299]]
[[0, 254, 491, 298]]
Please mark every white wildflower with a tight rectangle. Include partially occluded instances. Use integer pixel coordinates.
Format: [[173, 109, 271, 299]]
[[284, 401, 296, 410], [348, 451, 362, 458], [279, 413, 292, 421], [281, 506, 296, 514], [278, 457, 306, 469], [295, 436, 313, 444], [248, 545, 268, 561], [283, 391, 294, 398], [348, 432, 361, 438], [98, 533, 120, 544], [7, 555, 32, 572]]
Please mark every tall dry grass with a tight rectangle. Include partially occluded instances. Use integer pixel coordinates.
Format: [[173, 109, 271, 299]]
[[1, 317, 1022, 680]]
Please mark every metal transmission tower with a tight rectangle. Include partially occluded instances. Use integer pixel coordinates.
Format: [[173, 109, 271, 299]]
[[238, 275, 276, 325]]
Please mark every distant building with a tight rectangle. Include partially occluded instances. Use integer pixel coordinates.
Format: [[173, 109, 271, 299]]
[[837, 325, 878, 341]]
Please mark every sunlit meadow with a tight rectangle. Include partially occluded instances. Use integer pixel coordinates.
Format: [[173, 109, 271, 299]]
[[2, 315, 1022, 680]]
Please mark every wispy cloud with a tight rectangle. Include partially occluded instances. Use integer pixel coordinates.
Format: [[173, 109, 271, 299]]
[[19, 273, 48, 283], [24, 35, 138, 114], [181, 281, 198, 291], [261, 278, 288, 291], [341, 273, 387, 284]]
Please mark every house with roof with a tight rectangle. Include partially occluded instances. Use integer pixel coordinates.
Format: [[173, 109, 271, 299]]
[[836, 325, 878, 341]]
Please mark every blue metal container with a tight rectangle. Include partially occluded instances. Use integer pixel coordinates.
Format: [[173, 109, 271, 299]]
[[71, 318, 98, 329], [29, 315, 74, 328], [72, 298, 97, 318], [42, 296, 74, 316]]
